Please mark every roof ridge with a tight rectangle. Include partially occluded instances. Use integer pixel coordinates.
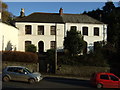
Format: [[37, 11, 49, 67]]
[[31, 12, 84, 15], [31, 12, 59, 15]]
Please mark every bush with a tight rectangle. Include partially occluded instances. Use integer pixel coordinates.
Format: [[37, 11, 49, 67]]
[[57, 52, 109, 67], [2, 51, 38, 63], [25, 44, 37, 53], [83, 52, 109, 67]]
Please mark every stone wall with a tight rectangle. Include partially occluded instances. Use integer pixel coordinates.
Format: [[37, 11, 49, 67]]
[[2, 61, 39, 72], [56, 65, 110, 78]]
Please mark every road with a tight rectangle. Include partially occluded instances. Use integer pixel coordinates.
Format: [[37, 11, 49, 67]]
[[2, 76, 93, 89]]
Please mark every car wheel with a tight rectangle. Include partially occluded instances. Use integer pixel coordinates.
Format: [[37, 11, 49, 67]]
[[29, 78, 35, 84], [3, 76, 10, 82], [97, 83, 103, 88]]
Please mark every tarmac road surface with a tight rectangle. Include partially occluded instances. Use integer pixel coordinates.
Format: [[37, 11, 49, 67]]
[[2, 76, 93, 89]]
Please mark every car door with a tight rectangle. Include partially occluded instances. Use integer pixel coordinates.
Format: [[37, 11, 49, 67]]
[[6, 67, 19, 80], [15, 68, 29, 82], [119, 79, 120, 88], [99, 74, 111, 88], [109, 75, 119, 88]]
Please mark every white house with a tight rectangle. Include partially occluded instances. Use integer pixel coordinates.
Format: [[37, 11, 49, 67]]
[[15, 8, 107, 53], [0, 22, 18, 51], [0, 12, 18, 51]]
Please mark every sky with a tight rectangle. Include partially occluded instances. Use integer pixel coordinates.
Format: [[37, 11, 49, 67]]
[[5, 2, 119, 16]]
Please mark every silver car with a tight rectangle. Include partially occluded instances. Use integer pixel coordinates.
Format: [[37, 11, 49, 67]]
[[2, 66, 43, 83]]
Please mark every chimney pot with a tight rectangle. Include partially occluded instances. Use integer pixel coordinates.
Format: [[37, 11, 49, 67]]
[[20, 8, 25, 17], [59, 8, 63, 16]]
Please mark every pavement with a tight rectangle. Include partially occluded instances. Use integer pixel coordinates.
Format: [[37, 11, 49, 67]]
[[42, 74, 90, 80]]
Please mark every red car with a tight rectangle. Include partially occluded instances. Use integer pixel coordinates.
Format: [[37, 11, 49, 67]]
[[90, 72, 120, 88]]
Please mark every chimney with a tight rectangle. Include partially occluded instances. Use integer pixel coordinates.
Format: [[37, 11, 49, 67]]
[[20, 8, 25, 17], [59, 8, 63, 16]]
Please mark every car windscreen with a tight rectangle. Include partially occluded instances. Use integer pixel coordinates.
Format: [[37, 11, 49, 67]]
[[24, 68, 32, 73]]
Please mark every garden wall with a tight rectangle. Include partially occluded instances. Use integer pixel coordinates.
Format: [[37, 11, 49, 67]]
[[2, 61, 39, 72], [56, 65, 110, 78]]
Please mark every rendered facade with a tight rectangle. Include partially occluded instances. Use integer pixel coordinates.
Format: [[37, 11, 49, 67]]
[[0, 8, 107, 53]]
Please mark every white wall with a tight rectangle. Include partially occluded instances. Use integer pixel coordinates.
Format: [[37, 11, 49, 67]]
[[0, 22, 18, 51], [15, 22, 64, 52], [0, 12, 1, 20], [65, 23, 107, 52], [15, 22, 107, 53]]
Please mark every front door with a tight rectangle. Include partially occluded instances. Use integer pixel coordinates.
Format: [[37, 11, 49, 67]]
[[38, 41, 44, 53]]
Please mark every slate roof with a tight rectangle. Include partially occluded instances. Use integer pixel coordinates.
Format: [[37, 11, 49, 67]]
[[15, 13, 63, 23], [15, 12, 104, 24]]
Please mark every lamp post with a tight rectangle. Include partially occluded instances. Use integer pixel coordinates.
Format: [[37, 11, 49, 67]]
[[55, 23, 57, 74]]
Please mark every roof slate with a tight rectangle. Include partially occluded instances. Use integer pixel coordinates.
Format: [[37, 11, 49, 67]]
[[15, 12, 104, 24]]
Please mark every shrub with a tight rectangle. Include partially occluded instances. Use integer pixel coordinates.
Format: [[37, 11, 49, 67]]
[[2, 51, 38, 63], [25, 44, 37, 53], [57, 52, 109, 67]]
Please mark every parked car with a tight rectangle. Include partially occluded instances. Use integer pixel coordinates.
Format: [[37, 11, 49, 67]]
[[2, 66, 43, 84], [90, 72, 120, 88]]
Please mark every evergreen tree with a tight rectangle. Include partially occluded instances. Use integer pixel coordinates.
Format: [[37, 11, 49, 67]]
[[102, 1, 115, 14], [64, 29, 86, 56]]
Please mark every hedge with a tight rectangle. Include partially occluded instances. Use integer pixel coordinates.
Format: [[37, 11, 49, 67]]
[[2, 51, 38, 63]]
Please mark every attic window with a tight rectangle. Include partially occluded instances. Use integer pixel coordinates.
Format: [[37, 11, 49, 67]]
[[25, 25, 32, 34]]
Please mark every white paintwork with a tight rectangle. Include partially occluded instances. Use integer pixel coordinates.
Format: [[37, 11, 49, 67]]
[[65, 23, 107, 52], [15, 22, 107, 53], [0, 13, 1, 20], [0, 22, 18, 51], [0, 20, 107, 53], [15, 22, 64, 52]]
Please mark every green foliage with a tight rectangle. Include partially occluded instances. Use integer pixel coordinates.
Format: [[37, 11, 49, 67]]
[[83, 1, 120, 70], [2, 51, 38, 63], [46, 49, 55, 62], [2, 2, 15, 25], [57, 52, 109, 67], [64, 29, 86, 56], [103, 1, 115, 14], [25, 44, 37, 53], [46, 49, 56, 73]]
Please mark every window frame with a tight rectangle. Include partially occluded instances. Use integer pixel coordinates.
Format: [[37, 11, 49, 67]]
[[25, 41, 32, 51], [82, 27, 88, 36], [109, 75, 119, 81], [94, 27, 99, 36], [38, 25, 44, 35], [100, 75, 109, 80], [51, 26, 56, 35], [51, 41, 56, 49], [25, 25, 32, 34]]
